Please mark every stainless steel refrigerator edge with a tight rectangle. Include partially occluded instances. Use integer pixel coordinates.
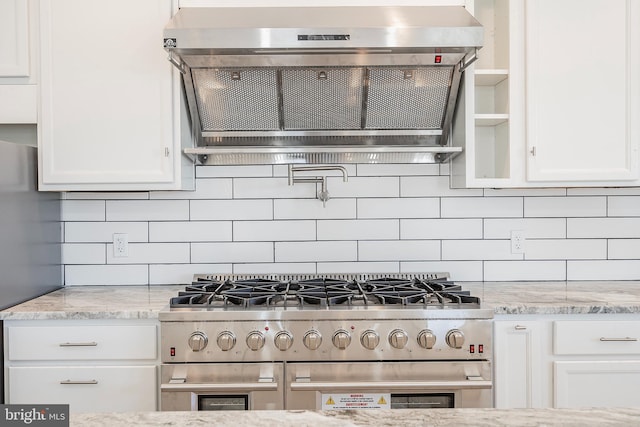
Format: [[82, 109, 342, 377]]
[[0, 140, 63, 403]]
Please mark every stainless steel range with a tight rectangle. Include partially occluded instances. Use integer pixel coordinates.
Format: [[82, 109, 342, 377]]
[[159, 274, 493, 411]]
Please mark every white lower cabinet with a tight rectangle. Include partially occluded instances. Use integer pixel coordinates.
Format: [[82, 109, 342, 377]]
[[8, 366, 157, 412], [3, 319, 159, 413], [494, 316, 640, 409], [493, 320, 545, 408]]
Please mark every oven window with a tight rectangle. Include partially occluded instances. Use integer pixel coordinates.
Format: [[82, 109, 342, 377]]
[[198, 395, 248, 411], [391, 393, 454, 409]]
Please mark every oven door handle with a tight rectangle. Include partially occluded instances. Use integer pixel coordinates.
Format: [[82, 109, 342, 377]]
[[290, 380, 492, 391], [161, 382, 278, 392]]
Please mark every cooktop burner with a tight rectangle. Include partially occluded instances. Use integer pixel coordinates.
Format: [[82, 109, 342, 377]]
[[169, 274, 480, 310]]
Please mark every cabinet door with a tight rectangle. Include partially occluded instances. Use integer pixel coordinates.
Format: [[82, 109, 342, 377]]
[[555, 361, 640, 408], [38, 0, 185, 190], [493, 321, 544, 408], [525, 0, 640, 182], [8, 366, 157, 412]]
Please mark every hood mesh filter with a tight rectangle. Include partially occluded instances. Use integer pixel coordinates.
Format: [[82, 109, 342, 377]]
[[193, 69, 280, 131], [365, 67, 453, 129], [193, 66, 453, 132], [281, 68, 364, 130]]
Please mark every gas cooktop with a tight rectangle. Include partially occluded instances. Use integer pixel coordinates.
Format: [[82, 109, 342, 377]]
[[168, 273, 481, 311]]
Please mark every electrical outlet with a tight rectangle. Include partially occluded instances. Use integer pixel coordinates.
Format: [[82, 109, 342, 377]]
[[511, 230, 525, 254], [113, 233, 129, 257]]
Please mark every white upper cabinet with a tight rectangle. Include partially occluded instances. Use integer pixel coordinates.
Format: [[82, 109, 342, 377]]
[[0, 0, 37, 124], [38, 0, 193, 191], [525, 0, 640, 183]]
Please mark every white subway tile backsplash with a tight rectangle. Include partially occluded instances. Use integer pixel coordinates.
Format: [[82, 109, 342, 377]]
[[441, 197, 523, 218], [234, 178, 313, 199], [106, 243, 190, 264], [326, 176, 399, 198], [197, 165, 273, 178], [64, 192, 149, 200], [61, 200, 105, 221], [192, 242, 274, 263], [401, 176, 482, 197], [191, 200, 273, 221], [65, 222, 148, 243], [567, 187, 640, 196], [400, 219, 482, 240], [59, 166, 640, 284], [274, 199, 356, 220], [483, 188, 566, 197], [608, 239, 640, 259], [484, 261, 567, 281], [357, 198, 439, 219], [568, 218, 640, 238], [149, 264, 232, 284], [524, 197, 606, 217], [62, 243, 105, 264], [106, 200, 189, 221], [356, 164, 439, 176], [525, 239, 606, 260], [150, 221, 232, 242], [401, 261, 483, 281], [608, 196, 640, 217], [317, 262, 400, 274], [567, 260, 640, 280], [275, 241, 357, 262], [317, 220, 399, 240], [359, 240, 440, 261], [150, 178, 232, 200], [484, 218, 566, 239], [442, 240, 521, 260], [65, 265, 148, 285], [234, 220, 316, 241]]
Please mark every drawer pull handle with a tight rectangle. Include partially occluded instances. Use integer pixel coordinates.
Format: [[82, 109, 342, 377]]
[[59, 342, 98, 347], [599, 337, 638, 342], [60, 380, 98, 385], [514, 325, 527, 330]]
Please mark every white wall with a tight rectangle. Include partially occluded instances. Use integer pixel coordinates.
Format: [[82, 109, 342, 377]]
[[61, 164, 640, 285]]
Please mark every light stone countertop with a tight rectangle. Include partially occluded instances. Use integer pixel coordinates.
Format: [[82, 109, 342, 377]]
[[70, 408, 640, 426], [2, 281, 640, 320]]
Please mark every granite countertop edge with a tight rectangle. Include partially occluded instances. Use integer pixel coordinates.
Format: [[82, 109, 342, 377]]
[[2, 281, 640, 320]]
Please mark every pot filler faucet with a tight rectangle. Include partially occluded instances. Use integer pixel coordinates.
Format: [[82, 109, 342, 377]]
[[287, 164, 349, 207]]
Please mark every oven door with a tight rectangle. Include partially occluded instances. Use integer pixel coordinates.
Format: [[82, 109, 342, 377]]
[[285, 361, 492, 409], [161, 363, 284, 410]]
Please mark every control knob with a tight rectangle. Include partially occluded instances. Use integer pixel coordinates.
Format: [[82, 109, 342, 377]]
[[332, 329, 351, 350], [417, 329, 436, 349], [246, 331, 265, 351], [274, 331, 293, 351], [360, 330, 380, 350], [388, 329, 409, 349], [446, 329, 465, 349], [216, 331, 236, 351], [188, 331, 208, 352], [303, 330, 322, 350]]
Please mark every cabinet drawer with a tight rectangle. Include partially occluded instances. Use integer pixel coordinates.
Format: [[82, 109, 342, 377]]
[[8, 325, 157, 361], [8, 366, 157, 412], [554, 321, 640, 355]]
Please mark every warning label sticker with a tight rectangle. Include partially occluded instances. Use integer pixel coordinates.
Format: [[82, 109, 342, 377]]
[[321, 393, 391, 410]]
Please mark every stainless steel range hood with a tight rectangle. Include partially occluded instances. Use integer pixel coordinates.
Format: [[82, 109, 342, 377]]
[[164, 6, 483, 165]]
